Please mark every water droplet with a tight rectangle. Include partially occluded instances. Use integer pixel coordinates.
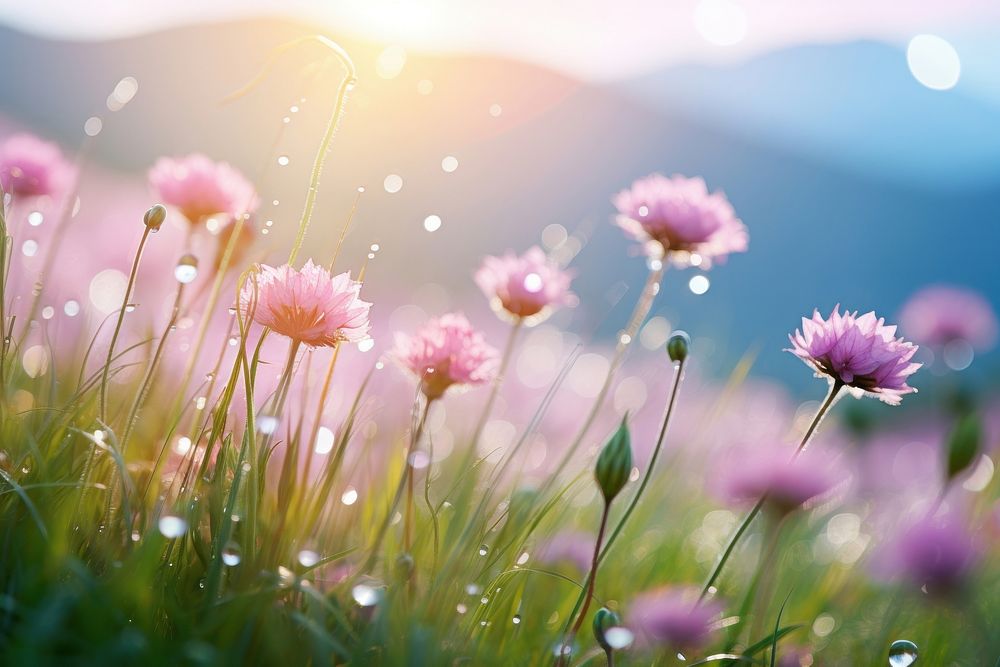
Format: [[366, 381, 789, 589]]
[[478, 544, 489, 556], [131, 530, 141, 542], [383, 174, 403, 193], [158, 515, 188, 538], [277, 155, 290, 167], [888, 640, 918, 667], [346, 77, 358, 91], [689, 275, 710, 295], [64, 300, 80, 317], [352, 584, 379, 606], [21, 240, 38, 257], [174, 254, 198, 284], [341, 486, 358, 505], [456, 603, 467, 614], [41, 306, 54, 320], [480, 596, 489, 605], [552, 643, 573, 658], [465, 583, 482, 596], [256, 415, 279, 434], [27, 211, 43, 226], [423, 215, 442, 232], [228, 336, 238, 347], [357, 338, 375, 353], [221, 542, 241, 566], [605, 627, 634, 650], [297, 549, 320, 567], [289, 105, 299, 113], [512, 614, 521, 625]]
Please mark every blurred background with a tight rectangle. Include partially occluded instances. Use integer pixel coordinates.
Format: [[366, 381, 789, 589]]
[[1, 0, 999, 395]]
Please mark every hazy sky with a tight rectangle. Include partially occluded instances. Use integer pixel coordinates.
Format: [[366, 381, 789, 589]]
[[5, 0, 1000, 80]]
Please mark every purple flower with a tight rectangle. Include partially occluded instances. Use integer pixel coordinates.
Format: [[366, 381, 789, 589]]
[[628, 587, 722, 650], [874, 514, 979, 594], [718, 442, 842, 515], [148, 153, 257, 225], [0, 133, 75, 198], [474, 246, 576, 323], [613, 173, 748, 268], [787, 306, 920, 405], [899, 285, 998, 352], [534, 530, 594, 572]]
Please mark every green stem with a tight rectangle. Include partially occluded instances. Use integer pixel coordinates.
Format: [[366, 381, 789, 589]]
[[698, 380, 843, 601], [557, 502, 611, 666], [99, 225, 152, 423]]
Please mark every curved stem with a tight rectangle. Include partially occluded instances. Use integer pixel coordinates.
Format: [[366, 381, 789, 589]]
[[560, 357, 687, 636], [698, 380, 843, 601], [547, 265, 663, 487], [99, 225, 152, 423], [557, 502, 611, 666]]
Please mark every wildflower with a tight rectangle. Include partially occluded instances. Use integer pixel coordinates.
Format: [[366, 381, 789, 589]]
[[239, 260, 371, 347], [787, 305, 920, 405], [899, 285, 998, 352], [718, 442, 841, 515], [474, 246, 575, 323], [0, 133, 74, 198], [148, 153, 257, 225], [875, 514, 979, 595], [613, 173, 747, 267], [392, 313, 498, 400], [628, 587, 722, 650], [534, 531, 595, 572]]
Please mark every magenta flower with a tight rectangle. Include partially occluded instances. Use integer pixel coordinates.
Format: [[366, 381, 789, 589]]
[[874, 514, 980, 595], [0, 133, 74, 198], [239, 260, 371, 348], [787, 306, 920, 405], [718, 442, 841, 515], [474, 246, 576, 323], [534, 530, 595, 572], [613, 173, 747, 267], [148, 153, 258, 225], [392, 313, 499, 400], [628, 587, 722, 650], [899, 285, 998, 352]]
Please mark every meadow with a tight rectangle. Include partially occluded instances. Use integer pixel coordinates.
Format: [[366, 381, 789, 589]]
[[0, 37, 997, 667]]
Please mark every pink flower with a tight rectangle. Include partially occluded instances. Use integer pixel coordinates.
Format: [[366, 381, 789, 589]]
[[148, 153, 258, 225], [873, 513, 980, 595], [534, 530, 595, 572], [628, 587, 722, 650], [474, 246, 576, 322], [899, 285, 998, 352], [787, 306, 920, 405], [613, 173, 747, 268], [717, 442, 842, 515], [0, 133, 75, 198], [239, 260, 371, 347], [392, 313, 499, 400]]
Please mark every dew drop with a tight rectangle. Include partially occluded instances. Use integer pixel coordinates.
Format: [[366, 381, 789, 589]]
[[256, 415, 279, 434], [158, 515, 188, 538], [41, 306, 54, 320], [888, 640, 918, 667], [512, 614, 521, 625], [383, 174, 403, 193], [27, 211, 43, 226], [478, 544, 489, 556], [277, 155, 290, 167], [21, 240, 38, 257], [174, 254, 198, 284], [352, 584, 379, 606], [64, 300, 80, 317], [605, 627, 634, 650], [297, 549, 320, 567], [222, 542, 242, 566], [423, 215, 442, 232]]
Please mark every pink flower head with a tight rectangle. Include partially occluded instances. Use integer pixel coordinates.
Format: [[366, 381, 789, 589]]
[[239, 260, 371, 347], [899, 285, 998, 352], [474, 246, 576, 323], [718, 442, 841, 515], [628, 587, 722, 650], [787, 306, 920, 405], [613, 173, 747, 268], [874, 514, 980, 595], [148, 153, 258, 225], [0, 133, 75, 198], [534, 530, 594, 572], [392, 313, 499, 400]]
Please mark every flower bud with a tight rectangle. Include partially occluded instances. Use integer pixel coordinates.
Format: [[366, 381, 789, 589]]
[[666, 330, 690, 363], [595, 416, 632, 503], [592, 607, 621, 652], [946, 413, 981, 481], [144, 204, 167, 231]]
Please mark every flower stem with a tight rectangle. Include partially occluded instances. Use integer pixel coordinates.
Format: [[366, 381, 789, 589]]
[[698, 380, 843, 601], [560, 356, 687, 636], [99, 225, 152, 423], [363, 396, 432, 573], [557, 501, 611, 666], [546, 265, 663, 486]]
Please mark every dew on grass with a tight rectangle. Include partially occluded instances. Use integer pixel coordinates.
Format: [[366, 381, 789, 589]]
[[158, 515, 188, 538], [297, 549, 320, 568], [174, 255, 198, 284], [478, 544, 489, 556], [221, 543, 242, 566], [888, 640, 918, 667], [352, 584, 379, 607]]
